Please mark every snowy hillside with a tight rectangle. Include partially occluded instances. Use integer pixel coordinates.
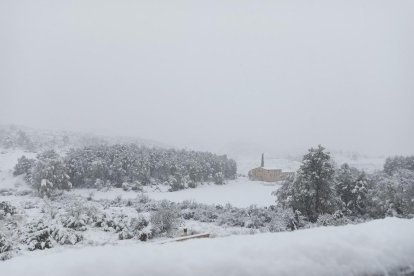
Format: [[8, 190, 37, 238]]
[[0, 149, 35, 190], [1, 217, 413, 276], [0, 125, 167, 152]]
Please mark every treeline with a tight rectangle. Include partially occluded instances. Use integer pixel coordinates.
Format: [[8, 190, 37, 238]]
[[276, 145, 414, 225], [13, 144, 237, 196]]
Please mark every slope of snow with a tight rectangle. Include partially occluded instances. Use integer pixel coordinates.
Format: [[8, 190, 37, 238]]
[[2, 218, 413, 276], [0, 149, 35, 189]]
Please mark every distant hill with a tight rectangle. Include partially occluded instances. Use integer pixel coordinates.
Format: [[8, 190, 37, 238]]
[[0, 125, 168, 152]]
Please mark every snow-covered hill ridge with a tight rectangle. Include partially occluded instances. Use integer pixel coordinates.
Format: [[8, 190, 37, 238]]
[[1, 217, 413, 276], [0, 125, 167, 151]]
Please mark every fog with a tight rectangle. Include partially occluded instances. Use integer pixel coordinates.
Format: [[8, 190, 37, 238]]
[[1, 0, 413, 156]]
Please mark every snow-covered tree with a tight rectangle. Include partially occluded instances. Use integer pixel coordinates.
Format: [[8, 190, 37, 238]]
[[384, 156, 414, 175], [31, 150, 72, 195], [335, 164, 368, 215], [276, 145, 337, 222], [368, 169, 414, 218], [13, 155, 35, 180]]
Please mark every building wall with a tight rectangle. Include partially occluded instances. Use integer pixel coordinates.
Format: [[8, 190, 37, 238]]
[[248, 167, 294, 182]]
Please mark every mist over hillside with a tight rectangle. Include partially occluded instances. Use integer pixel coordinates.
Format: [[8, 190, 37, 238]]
[[0, 125, 168, 152]]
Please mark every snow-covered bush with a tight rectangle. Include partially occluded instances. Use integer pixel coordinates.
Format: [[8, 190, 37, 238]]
[[0, 234, 13, 261], [216, 206, 245, 226], [19, 219, 83, 252], [121, 182, 133, 191], [150, 200, 182, 235], [13, 155, 35, 180], [213, 172, 225, 185], [117, 214, 151, 241], [316, 210, 349, 227], [130, 215, 149, 232], [62, 199, 101, 231], [20, 220, 54, 251], [62, 214, 88, 231], [42, 199, 60, 219], [0, 201, 17, 218], [191, 205, 219, 223], [367, 169, 414, 218], [244, 205, 272, 229], [118, 229, 134, 240], [50, 226, 83, 245], [266, 207, 305, 232], [0, 234, 12, 254]]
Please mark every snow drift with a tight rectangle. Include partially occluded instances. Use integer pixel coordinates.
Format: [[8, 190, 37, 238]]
[[1, 217, 413, 276]]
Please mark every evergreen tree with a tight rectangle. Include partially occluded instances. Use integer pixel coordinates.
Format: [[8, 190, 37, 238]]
[[384, 156, 414, 175], [31, 150, 72, 195], [13, 155, 36, 178], [277, 145, 337, 222]]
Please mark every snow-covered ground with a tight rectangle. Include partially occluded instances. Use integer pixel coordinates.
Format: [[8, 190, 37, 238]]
[[0, 149, 35, 190], [3, 147, 410, 276], [148, 179, 279, 207], [71, 178, 280, 208], [0, 148, 387, 210], [2, 217, 413, 276]]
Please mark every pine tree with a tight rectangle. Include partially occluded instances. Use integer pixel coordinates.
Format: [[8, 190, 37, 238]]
[[277, 145, 337, 222], [335, 164, 368, 216]]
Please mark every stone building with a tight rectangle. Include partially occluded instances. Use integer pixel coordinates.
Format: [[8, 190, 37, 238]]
[[248, 154, 294, 182]]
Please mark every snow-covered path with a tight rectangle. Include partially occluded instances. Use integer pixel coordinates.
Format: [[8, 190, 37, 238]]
[[2, 218, 413, 276]]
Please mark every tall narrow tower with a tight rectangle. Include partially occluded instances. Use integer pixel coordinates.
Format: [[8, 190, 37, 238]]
[[261, 153, 264, 167]]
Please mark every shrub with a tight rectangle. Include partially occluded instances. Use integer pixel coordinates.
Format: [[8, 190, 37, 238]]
[[50, 226, 83, 245], [20, 220, 54, 251], [0, 234, 13, 261], [316, 210, 349, 227], [150, 200, 182, 235], [13, 155, 35, 178], [0, 201, 17, 218]]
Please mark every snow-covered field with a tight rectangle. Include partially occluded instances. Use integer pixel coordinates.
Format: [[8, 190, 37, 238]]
[[147, 179, 279, 207], [0, 149, 385, 209], [71, 178, 279, 208], [2, 217, 413, 276], [0, 149, 280, 208], [2, 148, 412, 276]]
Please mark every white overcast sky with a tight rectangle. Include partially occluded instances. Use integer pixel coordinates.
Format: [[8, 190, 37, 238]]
[[1, 0, 413, 155]]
